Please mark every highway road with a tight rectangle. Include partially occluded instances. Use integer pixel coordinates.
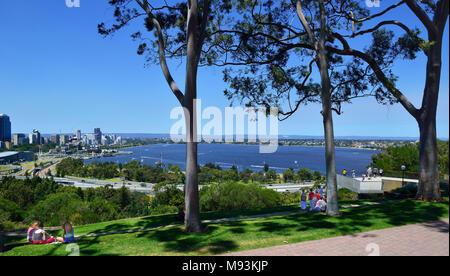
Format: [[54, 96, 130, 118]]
[[0, 175, 315, 194]]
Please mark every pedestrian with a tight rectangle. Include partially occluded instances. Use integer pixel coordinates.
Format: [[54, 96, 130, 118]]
[[379, 168, 384, 177], [300, 190, 307, 210], [342, 169, 347, 176], [318, 185, 324, 199], [308, 189, 317, 211], [373, 167, 378, 177], [367, 167, 372, 178], [352, 169, 356, 178]]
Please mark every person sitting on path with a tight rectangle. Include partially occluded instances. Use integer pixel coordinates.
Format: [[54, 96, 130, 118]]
[[56, 221, 76, 244]]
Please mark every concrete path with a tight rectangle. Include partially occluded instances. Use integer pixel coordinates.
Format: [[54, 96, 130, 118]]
[[222, 219, 449, 256]]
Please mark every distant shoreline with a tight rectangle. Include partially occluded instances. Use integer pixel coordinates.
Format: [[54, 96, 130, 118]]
[[117, 142, 381, 151]]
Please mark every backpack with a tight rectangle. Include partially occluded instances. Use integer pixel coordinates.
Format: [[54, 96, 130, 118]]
[[32, 229, 45, 241]]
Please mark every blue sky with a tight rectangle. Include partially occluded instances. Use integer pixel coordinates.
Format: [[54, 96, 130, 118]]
[[0, 0, 448, 138]]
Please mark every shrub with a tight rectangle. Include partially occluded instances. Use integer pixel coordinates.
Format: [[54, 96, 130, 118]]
[[338, 188, 359, 201], [392, 183, 418, 195], [148, 204, 178, 216], [88, 198, 120, 222], [26, 193, 97, 226], [280, 192, 301, 205], [152, 184, 184, 208], [200, 182, 282, 212]]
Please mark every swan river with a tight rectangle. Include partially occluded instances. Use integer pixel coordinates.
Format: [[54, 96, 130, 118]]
[[85, 143, 380, 176]]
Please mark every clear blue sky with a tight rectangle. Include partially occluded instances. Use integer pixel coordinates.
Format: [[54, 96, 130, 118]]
[[0, 0, 448, 138]]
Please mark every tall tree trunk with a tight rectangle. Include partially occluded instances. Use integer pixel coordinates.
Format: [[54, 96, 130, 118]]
[[317, 0, 339, 216], [415, 35, 443, 202], [183, 0, 202, 232]]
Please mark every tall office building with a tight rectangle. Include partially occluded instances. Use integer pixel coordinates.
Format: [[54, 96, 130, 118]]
[[94, 128, 102, 144], [0, 114, 11, 142], [13, 133, 25, 146], [50, 134, 60, 144], [76, 130, 81, 140], [29, 129, 41, 145], [60, 135, 69, 146]]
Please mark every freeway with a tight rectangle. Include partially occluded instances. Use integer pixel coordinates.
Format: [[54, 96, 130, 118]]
[[0, 175, 315, 194]]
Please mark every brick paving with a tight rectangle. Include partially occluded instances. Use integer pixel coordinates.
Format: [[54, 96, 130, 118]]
[[222, 219, 449, 256]]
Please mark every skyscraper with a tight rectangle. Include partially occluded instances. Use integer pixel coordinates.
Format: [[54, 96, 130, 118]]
[[0, 114, 11, 142], [29, 129, 41, 145], [50, 134, 60, 144], [76, 130, 81, 140], [13, 133, 25, 146], [94, 128, 102, 145]]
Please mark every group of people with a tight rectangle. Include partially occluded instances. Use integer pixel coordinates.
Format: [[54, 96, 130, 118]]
[[300, 186, 327, 213], [342, 167, 383, 179], [27, 221, 76, 245]]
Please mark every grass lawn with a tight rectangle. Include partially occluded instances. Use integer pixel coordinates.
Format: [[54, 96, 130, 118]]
[[2, 199, 448, 256]]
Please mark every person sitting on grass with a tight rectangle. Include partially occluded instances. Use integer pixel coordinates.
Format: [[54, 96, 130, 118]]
[[31, 222, 55, 244], [56, 221, 76, 244], [312, 197, 327, 213], [27, 222, 39, 243]]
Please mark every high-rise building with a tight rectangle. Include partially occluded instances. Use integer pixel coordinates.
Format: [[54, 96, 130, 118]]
[[76, 130, 81, 140], [13, 133, 25, 146], [50, 134, 60, 144], [29, 129, 41, 145], [0, 114, 11, 142], [94, 128, 102, 144], [60, 135, 69, 146]]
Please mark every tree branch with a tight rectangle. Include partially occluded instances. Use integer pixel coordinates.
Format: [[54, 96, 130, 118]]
[[405, 0, 438, 38], [136, 0, 184, 105]]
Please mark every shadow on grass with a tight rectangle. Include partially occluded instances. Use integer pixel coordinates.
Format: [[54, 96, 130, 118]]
[[70, 199, 449, 255], [77, 205, 301, 236], [6, 199, 446, 256]]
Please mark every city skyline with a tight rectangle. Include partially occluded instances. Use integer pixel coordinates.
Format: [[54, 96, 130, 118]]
[[0, 1, 449, 138]]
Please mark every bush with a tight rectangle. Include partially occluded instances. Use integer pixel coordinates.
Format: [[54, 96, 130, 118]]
[[392, 183, 418, 195], [26, 193, 97, 226], [0, 198, 24, 222], [148, 204, 178, 216], [280, 192, 301, 205], [152, 184, 184, 208], [88, 198, 120, 222], [200, 182, 282, 212], [338, 188, 359, 201]]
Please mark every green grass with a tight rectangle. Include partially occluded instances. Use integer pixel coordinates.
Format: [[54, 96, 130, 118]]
[[2, 199, 448, 256]]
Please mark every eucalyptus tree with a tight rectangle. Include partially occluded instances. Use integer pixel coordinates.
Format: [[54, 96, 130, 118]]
[[207, 0, 394, 215], [319, 0, 449, 201], [98, 0, 233, 232]]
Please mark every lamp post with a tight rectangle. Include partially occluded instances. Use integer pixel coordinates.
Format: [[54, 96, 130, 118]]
[[401, 165, 406, 187]]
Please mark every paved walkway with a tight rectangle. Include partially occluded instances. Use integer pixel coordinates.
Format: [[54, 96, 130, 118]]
[[222, 219, 449, 256]]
